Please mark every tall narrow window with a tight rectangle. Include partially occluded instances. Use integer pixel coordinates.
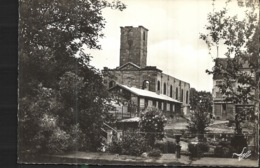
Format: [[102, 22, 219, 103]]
[[163, 83, 166, 94], [222, 104, 226, 111], [186, 91, 189, 104], [158, 101, 162, 109], [143, 31, 145, 41], [181, 89, 184, 102], [170, 85, 173, 97], [176, 87, 178, 100], [157, 81, 160, 91]]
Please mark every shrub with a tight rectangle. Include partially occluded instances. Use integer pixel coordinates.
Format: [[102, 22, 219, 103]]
[[230, 134, 247, 154], [107, 130, 151, 156], [188, 142, 209, 158], [139, 107, 167, 147], [45, 127, 71, 154], [154, 140, 176, 153], [148, 148, 162, 157], [214, 140, 233, 158], [106, 139, 122, 154], [214, 146, 232, 158]]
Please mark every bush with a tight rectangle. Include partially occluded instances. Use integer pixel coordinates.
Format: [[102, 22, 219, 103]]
[[154, 140, 176, 153], [45, 127, 71, 154], [214, 146, 232, 158], [188, 142, 209, 158], [106, 139, 122, 154], [214, 140, 233, 158], [148, 148, 162, 157], [107, 130, 151, 156], [230, 134, 247, 154], [139, 107, 167, 147]]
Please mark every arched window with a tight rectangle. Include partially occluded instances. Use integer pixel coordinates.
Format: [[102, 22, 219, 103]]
[[157, 81, 160, 91], [170, 85, 173, 97], [163, 83, 166, 94], [142, 80, 150, 90], [109, 81, 116, 88], [176, 87, 178, 100]]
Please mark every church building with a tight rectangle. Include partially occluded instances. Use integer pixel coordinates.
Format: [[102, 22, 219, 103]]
[[103, 26, 190, 118]]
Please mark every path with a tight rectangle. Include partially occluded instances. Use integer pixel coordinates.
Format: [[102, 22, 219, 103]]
[[48, 151, 258, 167], [165, 120, 229, 130], [191, 157, 258, 167]]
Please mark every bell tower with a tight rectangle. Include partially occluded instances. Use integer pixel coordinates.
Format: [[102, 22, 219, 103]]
[[119, 26, 148, 68]]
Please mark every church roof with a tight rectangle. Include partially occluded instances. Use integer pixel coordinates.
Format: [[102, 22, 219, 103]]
[[117, 62, 141, 70], [109, 83, 182, 104]]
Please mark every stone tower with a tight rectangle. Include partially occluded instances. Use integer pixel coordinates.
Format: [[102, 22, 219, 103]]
[[119, 26, 148, 68]]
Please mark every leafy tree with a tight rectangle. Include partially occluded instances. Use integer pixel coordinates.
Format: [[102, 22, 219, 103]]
[[200, 0, 258, 105], [200, 0, 258, 133], [187, 95, 213, 141], [18, 0, 126, 156], [139, 107, 167, 147], [190, 88, 213, 114], [200, 0, 259, 153]]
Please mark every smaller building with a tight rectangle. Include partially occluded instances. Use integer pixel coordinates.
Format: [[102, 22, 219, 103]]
[[108, 83, 182, 119], [212, 58, 256, 120]]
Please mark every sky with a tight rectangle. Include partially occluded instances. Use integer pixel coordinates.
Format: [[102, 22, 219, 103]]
[[86, 0, 254, 92]]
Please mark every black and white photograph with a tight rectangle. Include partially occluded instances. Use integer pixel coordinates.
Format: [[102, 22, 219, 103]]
[[18, 0, 259, 166]]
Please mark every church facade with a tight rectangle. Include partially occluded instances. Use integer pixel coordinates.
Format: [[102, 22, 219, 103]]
[[103, 26, 190, 117]]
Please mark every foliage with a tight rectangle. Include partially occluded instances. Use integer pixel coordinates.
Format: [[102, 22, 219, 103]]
[[188, 142, 210, 158], [106, 130, 151, 156], [106, 138, 122, 154], [189, 88, 213, 113], [147, 148, 162, 157], [214, 135, 248, 158], [200, 0, 259, 137], [230, 134, 248, 154], [187, 95, 213, 141], [154, 140, 176, 153], [200, 0, 258, 105], [214, 141, 233, 158], [139, 107, 167, 147], [18, 0, 126, 154]]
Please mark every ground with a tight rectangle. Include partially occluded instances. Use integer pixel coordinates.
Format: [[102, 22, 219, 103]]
[[47, 151, 258, 167], [165, 118, 229, 130], [31, 117, 258, 166]]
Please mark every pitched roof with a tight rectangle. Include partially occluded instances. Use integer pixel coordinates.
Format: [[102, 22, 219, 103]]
[[117, 62, 141, 70], [110, 83, 182, 104], [118, 117, 140, 123]]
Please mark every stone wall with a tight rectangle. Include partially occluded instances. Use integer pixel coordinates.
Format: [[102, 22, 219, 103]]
[[120, 26, 148, 68], [104, 69, 190, 106]]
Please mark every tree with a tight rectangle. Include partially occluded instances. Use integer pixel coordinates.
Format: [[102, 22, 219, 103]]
[[200, 0, 258, 132], [200, 0, 258, 105], [139, 107, 167, 147], [187, 95, 213, 141], [190, 88, 213, 114], [199, 0, 259, 153], [18, 0, 126, 157]]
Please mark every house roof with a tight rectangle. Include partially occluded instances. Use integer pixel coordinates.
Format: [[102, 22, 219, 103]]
[[110, 83, 182, 104], [118, 117, 140, 123]]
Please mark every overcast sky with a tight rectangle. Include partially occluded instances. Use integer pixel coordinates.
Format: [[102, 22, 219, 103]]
[[86, 0, 251, 92]]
